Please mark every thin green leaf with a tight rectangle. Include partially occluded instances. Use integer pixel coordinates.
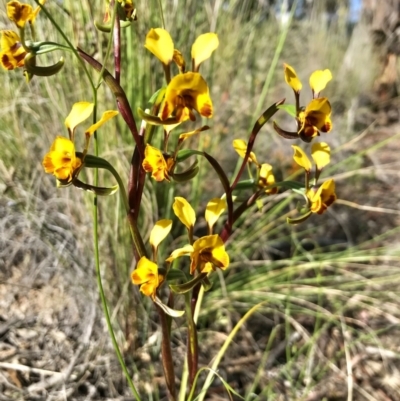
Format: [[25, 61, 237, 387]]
[[170, 273, 207, 294], [278, 104, 297, 117]]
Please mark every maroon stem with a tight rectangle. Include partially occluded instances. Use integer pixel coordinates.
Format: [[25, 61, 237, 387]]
[[157, 305, 176, 401]]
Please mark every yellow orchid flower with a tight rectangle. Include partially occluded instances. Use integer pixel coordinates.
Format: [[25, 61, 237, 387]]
[[0, 30, 26, 70], [258, 164, 278, 194], [159, 72, 213, 122], [298, 98, 332, 140], [142, 144, 175, 182], [42, 136, 82, 183], [7, 0, 46, 28], [166, 234, 229, 275], [172, 197, 196, 230], [307, 179, 336, 214], [205, 198, 227, 232], [131, 256, 164, 300]]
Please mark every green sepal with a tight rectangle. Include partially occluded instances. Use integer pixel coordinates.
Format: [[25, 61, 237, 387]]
[[169, 273, 207, 294], [172, 163, 199, 182], [24, 54, 64, 77], [201, 276, 213, 292], [154, 296, 185, 317], [24, 40, 71, 55], [79, 153, 114, 170], [273, 121, 299, 140], [137, 107, 181, 126], [55, 179, 73, 188], [24, 53, 64, 77], [94, 20, 132, 33], [72, 179, 118, 195], [256, 199, 263, 211], [176, 149, 200, 162], [277, 104, 297, 118], [166, 269, 188, 282], [148, 87, 166, 107], [287, 210, 312, 225], [233, 179, 256, 191]]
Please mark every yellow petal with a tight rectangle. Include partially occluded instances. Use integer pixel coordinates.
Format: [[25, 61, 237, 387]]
[[232, 139, 258, 164], [292, 145, 312, 171], [311, 142, 330, 170], [205, 198, 226, 230], [191, 33, 219, 70], [85, 110, 119, 136], [284, 63, 302, 92], [173, 197, 196, 230], [65, 102, 94, 134], [145, 28, 174, 65], [309, 69, 332, 95], [149, 219, 172, 250], [166, 244, 194, 263], [160, 72, 212, 120]]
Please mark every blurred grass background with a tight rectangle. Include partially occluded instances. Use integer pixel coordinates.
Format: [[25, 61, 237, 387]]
[[1, 0, 400, 400]]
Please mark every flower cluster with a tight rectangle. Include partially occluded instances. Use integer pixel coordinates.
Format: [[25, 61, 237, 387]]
[[141, 28, 218, 182], [131, 197, 229, 300]]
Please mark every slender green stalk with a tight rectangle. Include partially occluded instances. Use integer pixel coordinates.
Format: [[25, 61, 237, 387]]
[[157, 0, 166, 29]]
